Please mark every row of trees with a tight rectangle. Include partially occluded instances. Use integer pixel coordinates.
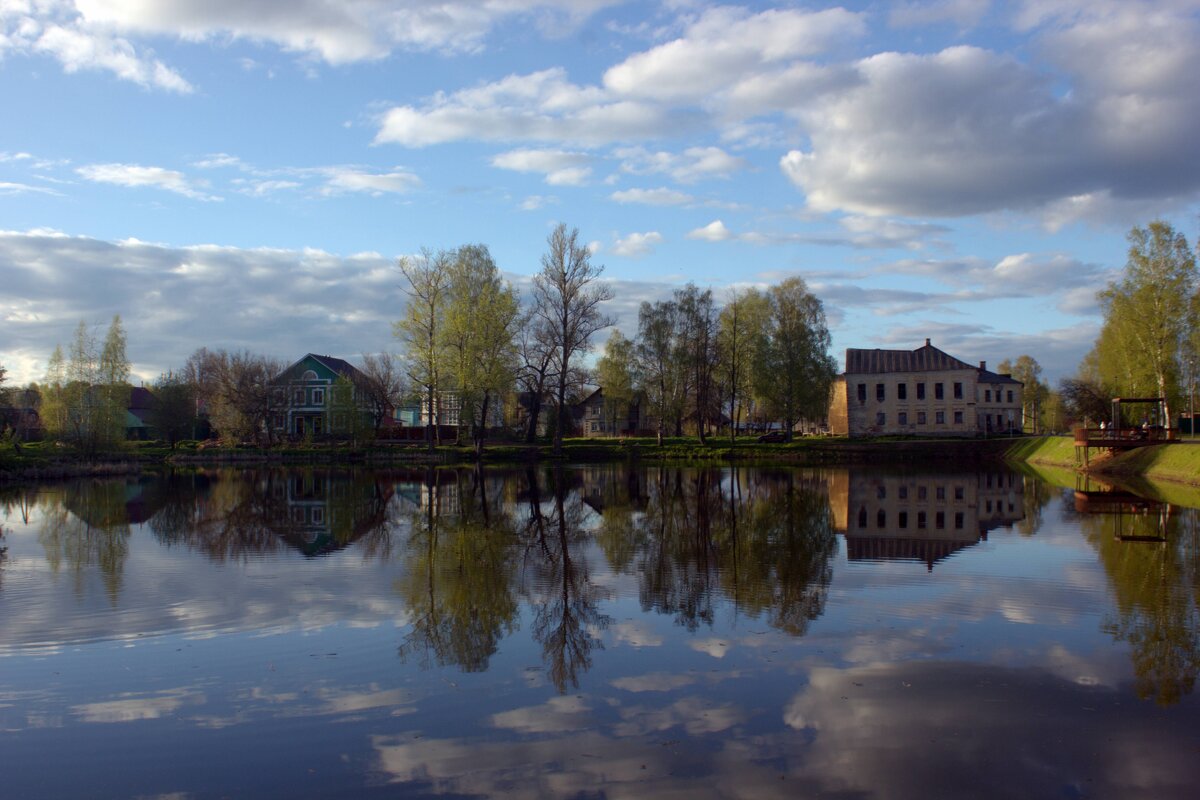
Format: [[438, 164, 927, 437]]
[[394, 224, 612, 455], [6, 222, 837, 451], [597, 277, 835, 444]]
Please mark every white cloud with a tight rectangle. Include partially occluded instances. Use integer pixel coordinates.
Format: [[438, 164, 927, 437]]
[[609, 187, 693, 206], [491, 149, 593, 186], [686, 220, 733, 242], [319, 167, 421, 195], [614, 146, 748, 184], [602, 6, 866, 102], [375, 68, 688, 147], [519, 194, 558, 211], [0, 181, 61, 196], [612, 231, 662, 258], [71, 0, 620, 62], [76, 163, 218, 201]]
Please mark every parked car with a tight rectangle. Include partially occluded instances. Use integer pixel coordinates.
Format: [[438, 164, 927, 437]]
[[756, 431, 788, 443]]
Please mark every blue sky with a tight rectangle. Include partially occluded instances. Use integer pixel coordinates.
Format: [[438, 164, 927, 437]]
[[2, 0, 1199, 386]]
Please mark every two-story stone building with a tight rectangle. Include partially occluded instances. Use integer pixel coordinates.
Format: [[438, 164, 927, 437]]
[[828, 339, 1023, 438]]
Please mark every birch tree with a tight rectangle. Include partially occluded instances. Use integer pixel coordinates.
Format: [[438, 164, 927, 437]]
[[395, 248, 452, 451]]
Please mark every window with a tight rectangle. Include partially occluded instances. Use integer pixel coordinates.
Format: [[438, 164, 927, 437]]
[[935, 382, 944, 400], [954, 411, 963, 424], [985, 390, 992, 402], [917, 382, 926, 400], [936, 486, 945, 500], [312, 507, 325, 524], [302, 370, 318, 381], [293, 389, 304, 405], [918, 486, 927, 500], [858, 507, 867, 527], [899, 511, 908, 528], [876, 383, 885, 402], [953, 382, 963, 399], [312, 389, 325, 405], [917, 511, 927, 529], [898, 486, 908, 499], [877, 485, 887, 500], [876, 412, 886, 426], [954, 512, 964, 529], [898, 412, 908, 425], [1007, 390, 1014, 403], [954, 486, 964, 500], [877, 510, 886, 528], [313, 416, 323, 434], [917, 411, 927, 425], [935, 410, 945, 424], [897, 383, 907, 400], [936, 512, 945, 530], [857, 383, 867, 404]]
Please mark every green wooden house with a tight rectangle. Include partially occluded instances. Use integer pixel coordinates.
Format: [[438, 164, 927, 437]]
[[271, 353, 374, 438]]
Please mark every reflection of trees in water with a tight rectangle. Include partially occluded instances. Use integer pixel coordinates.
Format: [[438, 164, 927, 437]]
[[1079, 507, 1200, 706], [397, 467, 520, 674], [520, 467, 611, 693], [593, 465, 836, 636], [1017, 472, 1055, 537], [38, 480, 133, 602]]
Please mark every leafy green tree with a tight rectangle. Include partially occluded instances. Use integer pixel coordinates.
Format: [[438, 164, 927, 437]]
[[443, 244, 521, 456], [998, 355, 1048, 432], [755, 278, 837, 440], [395, 248, 452, 451], [531, 224, 613, 454], [1095, 221, 1197, 424], [329, 375, 372, 446], [717, 287, 770, 440], [149, 372, 196, 449], [634, 298, 683, 444], [594, 330, 635, 436], [675, 284, 718, 443]]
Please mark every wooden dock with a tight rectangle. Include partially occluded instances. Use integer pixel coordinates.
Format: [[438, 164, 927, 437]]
[[1073, 426, 1174, 466]]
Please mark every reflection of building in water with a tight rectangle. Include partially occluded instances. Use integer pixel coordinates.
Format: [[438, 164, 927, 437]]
[[835, 470, 1024, 570], [264, 472, 392, 556]]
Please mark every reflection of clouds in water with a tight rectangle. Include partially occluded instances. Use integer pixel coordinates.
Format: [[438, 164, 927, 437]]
[[371, 728, 813, 800], [491, 695, 593, 734], [71, 688, 206, 723], [613, 695, 746, 737], [689, 637, 729, 658], [610, 672, 698, 693], [609, 621, 663, 647], [783, 661, 1200, 799]]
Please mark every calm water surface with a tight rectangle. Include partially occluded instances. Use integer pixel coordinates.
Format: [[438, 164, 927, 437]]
[[1, 465, 1198, 799]]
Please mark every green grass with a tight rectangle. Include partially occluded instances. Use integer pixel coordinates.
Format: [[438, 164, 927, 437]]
[[1094, 442, 1200, 487], [1004, 435, 1077, 468]]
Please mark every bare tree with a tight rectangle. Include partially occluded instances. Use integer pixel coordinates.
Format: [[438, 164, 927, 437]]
[[517, 314, 558, 443], [531, 224, 614, 454], [395, 249, 452, 452], [357, 352, 406, 436]]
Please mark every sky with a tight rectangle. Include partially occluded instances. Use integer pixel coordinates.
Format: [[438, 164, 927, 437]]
[[2, 0, 1199, 387]]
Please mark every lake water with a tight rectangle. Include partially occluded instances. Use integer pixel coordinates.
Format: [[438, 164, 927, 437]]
[[1, 464, 1198, 799]]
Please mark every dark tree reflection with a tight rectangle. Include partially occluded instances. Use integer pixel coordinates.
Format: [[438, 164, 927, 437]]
[[397, 468, 520, 673], [1079, 505, 1200, 706], [521, 467, 611, 693]]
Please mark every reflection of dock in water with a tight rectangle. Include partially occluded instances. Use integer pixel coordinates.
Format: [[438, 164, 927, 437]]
[[1072, 478, 1171, 543]]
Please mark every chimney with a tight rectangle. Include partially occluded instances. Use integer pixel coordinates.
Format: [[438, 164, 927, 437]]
[[924, 338, 931, 347], [979, 360, 986, 371]]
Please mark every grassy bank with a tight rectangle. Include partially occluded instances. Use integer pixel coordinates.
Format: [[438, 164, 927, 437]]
[[1003, 435, 1078, 469], [3, 434, 1032, 479], [1088, 442, 1200, 488]]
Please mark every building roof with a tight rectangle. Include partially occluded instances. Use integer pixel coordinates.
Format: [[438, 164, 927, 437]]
[[845, 340, 976, 374], [275, 353, 364, 382], [977, 369, 1021, 385]]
